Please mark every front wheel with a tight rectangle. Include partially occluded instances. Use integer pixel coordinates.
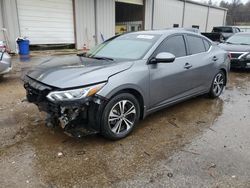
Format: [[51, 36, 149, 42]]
[[209, 71, 226, 98], [101, 93, 140, 140]]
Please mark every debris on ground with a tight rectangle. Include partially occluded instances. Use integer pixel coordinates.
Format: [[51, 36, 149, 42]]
[[144, 151, 151, 156], [76, 150, 86, 155], [168, 120, 179, 128], [167, 172, 173, 178], [208, 127, 216, 132], [208, 163, 216, 169], [180, 149, 200, 155], [57, 152, 63, 157]]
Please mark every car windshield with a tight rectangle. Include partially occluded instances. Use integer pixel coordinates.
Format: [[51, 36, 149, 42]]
[[213, 27, 233, 33], [86, 33, 161, 60], [226, 34, 250, 45]]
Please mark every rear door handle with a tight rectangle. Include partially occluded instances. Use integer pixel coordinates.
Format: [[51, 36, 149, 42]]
[[212, 56, 218, 61], [184, 63, 192, 69]]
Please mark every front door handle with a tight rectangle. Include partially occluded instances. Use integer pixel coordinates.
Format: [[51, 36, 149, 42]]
[[212, 56, 218, 61], [184, 63, 192, 69]]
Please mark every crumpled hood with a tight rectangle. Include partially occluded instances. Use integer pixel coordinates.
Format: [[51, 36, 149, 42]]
[[26, 55, 134, 88], [219, 43, 250, 52]]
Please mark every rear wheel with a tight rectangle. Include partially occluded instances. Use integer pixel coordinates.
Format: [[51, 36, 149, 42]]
[[101, 93, 140, 140], [209, 71, 225, 98]]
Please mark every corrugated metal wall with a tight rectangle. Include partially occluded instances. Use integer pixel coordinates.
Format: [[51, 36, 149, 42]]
[[207, 7, 226, 32], [96, 0, 115, 43], [0, 0, 4, 41], [144, 0, 153, 30], [183, 3, 208, 31], [75, 0, 115, 49], [1, 0, 20, 51], [75, 0, 95, 49], [153, 0, 183, 29], [1, 0, 227, 51]]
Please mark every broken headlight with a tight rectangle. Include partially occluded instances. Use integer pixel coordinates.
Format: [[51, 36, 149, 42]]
[[46, 83, 106, 102]]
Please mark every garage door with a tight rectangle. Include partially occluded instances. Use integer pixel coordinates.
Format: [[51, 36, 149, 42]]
[[116, 0, 143, 5], [17, 0, 74, 45]]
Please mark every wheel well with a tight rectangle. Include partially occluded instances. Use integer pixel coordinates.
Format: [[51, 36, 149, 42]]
[[111, 89, 144, 119], [220, 68, 227, 85]]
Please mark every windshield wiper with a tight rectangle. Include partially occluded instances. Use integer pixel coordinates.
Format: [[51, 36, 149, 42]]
[[225, 41, 234, 44], [91, 56, 114, 61], [239, 43, 249, 46], [77, 53, 87, 57], [77, 54, 114, 61]]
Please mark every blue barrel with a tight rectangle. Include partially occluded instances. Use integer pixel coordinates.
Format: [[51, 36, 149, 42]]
[[17, 39, 30, 55]]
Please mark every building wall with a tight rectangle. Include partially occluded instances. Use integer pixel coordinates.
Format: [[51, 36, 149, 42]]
[[153, 0, 183, 29], [207, 7, 226, 32], [144, 0, 153, 30], [96, 0, 115, 43], [1, 0, 227, 51], [0, 0, 4, 41], [75, 0, 95, 49], [1, 0, 20, 51], [183, 3, 208, 31]]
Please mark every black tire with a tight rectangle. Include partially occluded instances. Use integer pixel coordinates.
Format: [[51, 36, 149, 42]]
[[209, 71, 226, 98], [101, 93, 140, 140]]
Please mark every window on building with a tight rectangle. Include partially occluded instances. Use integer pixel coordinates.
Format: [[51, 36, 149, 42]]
[[186, 35, 206, 54], [173, 24, 179, 28], [156, 35, 187, 58]]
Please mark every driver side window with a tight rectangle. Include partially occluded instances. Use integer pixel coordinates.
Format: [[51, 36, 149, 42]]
[[155, 35, 187, 58]]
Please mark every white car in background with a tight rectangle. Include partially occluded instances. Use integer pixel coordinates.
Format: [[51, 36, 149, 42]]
[[0, 48, 12, 76], [0, 40, 12, 76]]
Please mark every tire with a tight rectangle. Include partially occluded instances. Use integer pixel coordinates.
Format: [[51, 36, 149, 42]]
[[209, 71, 226, 98], [101, 93, 140, 140]]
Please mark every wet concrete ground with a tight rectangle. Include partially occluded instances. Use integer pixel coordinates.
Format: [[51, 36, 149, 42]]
[[0, 55, 250, 187]]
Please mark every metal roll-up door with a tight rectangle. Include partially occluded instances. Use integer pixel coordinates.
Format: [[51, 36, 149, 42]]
[[17, 0, 75, 45]]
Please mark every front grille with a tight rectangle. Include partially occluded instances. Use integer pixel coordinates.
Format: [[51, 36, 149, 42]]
[[230, 52, 244, 59]]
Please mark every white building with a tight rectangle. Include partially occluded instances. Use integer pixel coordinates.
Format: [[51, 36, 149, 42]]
[[0, 0, 227, 51]]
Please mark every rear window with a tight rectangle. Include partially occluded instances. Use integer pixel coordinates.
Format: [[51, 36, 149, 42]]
[[186, 35, 206, 54], [203, 39, 211, 51]]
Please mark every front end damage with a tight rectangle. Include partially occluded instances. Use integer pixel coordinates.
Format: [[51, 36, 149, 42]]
[[23, 76, 106, 138]]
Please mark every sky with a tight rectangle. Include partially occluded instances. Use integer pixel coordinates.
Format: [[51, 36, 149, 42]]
[[192, 0, 249, 5]]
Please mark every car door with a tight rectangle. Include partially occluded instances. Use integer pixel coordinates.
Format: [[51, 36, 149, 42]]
[[148, 34, 196, 108], [185, 34, 215, 91]]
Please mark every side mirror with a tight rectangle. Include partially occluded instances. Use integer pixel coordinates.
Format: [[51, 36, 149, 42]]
[[150, 52, 176, 64]]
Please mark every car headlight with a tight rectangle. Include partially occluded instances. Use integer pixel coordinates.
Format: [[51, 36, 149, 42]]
[[46, 83, 106, 102]]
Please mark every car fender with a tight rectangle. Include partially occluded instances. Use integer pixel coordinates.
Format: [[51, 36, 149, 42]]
[[97, 60, 150, 117]]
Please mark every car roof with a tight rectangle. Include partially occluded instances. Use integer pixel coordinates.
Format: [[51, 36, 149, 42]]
[[214, 26, 237, 28], [132, 29, 200, 36]]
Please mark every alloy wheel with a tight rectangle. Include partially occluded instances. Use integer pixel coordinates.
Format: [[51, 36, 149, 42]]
[[108, 100, 136, 134], [213, 73, 224, 96]]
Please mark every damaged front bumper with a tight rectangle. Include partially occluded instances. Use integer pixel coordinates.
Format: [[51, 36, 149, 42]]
[[23, 76, 107, 137]]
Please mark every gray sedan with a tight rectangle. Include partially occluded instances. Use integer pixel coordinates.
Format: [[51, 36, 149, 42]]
[[0, 50, 12, 76], [24, 30, 230, 140]]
